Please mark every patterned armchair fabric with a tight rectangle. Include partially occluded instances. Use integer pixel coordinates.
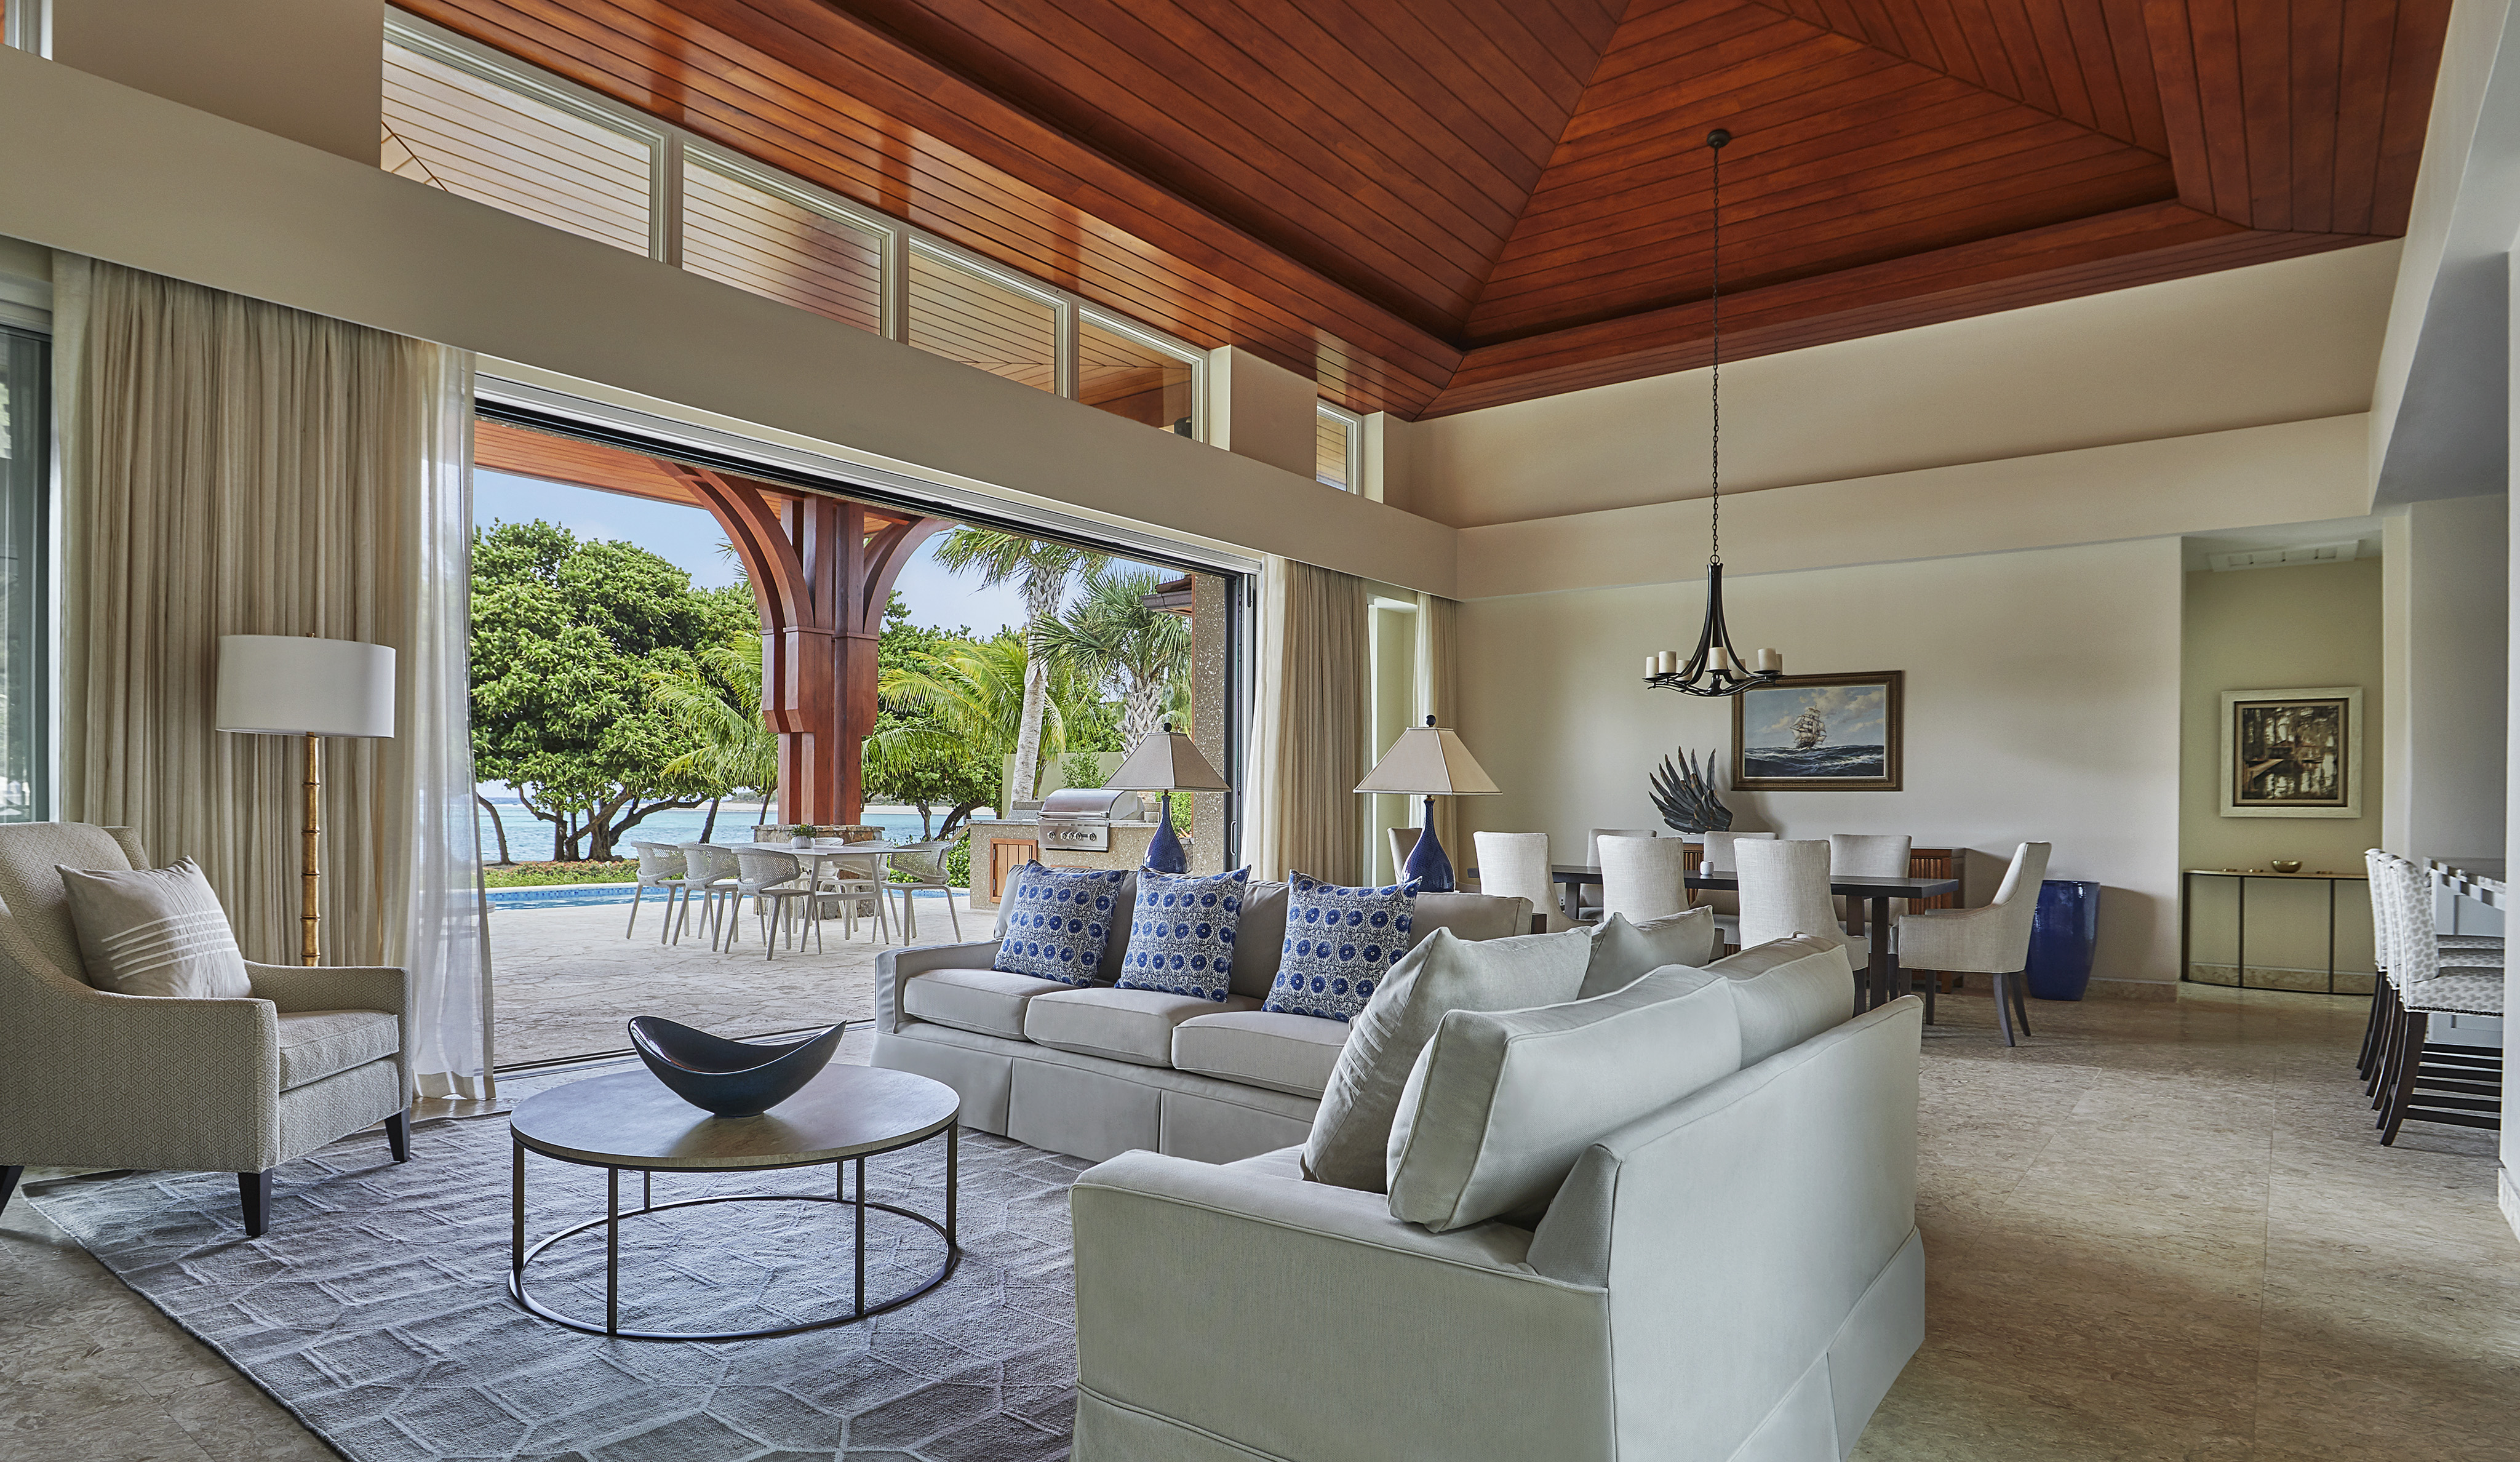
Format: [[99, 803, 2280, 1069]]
[[0, 823, 411, 1187]]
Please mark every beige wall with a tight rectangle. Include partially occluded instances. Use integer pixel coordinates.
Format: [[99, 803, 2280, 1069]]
[[2382, 496, 2511, 863], [1408, 244, 2398, 530], [50, 0, 383, 164], [1457, 537, 2185, 989], [2181, 560, 2386, 985]]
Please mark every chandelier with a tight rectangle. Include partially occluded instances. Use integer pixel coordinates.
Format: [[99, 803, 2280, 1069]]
[[1645, 127, 1781, 698]]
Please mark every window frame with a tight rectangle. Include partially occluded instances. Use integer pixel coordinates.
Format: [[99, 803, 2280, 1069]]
[[3, 0, 50, 55], [387, 12, 1213, 439], [1316, 401, 1363, 492]]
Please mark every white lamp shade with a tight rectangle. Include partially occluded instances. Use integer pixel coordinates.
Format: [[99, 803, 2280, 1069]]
[[215, 636, 397, 737], [1104, 728, 1230, 792], [1355, 725, 1499, 796]]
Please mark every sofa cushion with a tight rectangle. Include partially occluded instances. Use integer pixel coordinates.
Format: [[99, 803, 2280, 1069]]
[[1302, 927, 1593, 1192], [1227, 881, 1290, 999], [1026, 986, 1264, 1068], [1411, 890, 1533, 945], [903, 967, 1075, 1040], [1263, 872, 1419, 1023], [276, 1010, 399, 1091], [1115, 868, 1250, 1001], [58, 857, 251, 999], [1701, 934, 1861, 1064], [992, 864, 1129, 986], [1579, 908, 1722, 998], [1173, 1011, 1350, 1097], [1386, 969, 1741, 1232]]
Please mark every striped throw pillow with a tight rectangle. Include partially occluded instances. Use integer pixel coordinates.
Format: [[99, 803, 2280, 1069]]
[[58, 857, 252, 999]]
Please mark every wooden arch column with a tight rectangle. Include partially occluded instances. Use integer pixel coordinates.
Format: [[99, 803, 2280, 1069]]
[[664, 463, 945, 826]]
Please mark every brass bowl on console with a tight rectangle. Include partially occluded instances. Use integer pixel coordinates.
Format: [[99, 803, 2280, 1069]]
[[2270, 859, 2303, 874]]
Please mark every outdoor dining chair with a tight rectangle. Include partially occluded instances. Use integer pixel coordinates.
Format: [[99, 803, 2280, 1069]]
[[885, 841, 963, 943], [730, 847, 822, 959], [674, 842, 743, 949], [625, 841, 688, 942]]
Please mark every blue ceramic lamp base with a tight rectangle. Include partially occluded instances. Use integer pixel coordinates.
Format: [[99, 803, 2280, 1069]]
[[1146, 791, 1189, 874], [1403, 795, 1454, 891]]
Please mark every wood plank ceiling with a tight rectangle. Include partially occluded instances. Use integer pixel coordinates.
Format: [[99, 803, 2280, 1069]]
[[398, 0, 2450, 420]]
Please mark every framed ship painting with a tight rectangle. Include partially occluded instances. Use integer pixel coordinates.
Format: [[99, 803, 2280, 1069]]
[[1733, 671, 1904, 791], [2220, 687, 2361, 818]]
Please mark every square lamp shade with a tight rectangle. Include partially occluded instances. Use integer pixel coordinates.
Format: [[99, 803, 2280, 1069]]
[[1104, 725, 1228, 874], [215, 636, 397, 738]]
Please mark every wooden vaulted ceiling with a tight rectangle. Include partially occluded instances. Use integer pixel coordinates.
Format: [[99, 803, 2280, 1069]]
[[398, 0, 2449, 420]]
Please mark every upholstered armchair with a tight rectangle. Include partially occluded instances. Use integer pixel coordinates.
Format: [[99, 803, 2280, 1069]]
[[1899, 841, 2051, 1045], [0, 823, 411, 1236]]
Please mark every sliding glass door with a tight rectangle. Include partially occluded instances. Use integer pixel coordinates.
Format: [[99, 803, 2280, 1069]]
[[0, 326, 46, 820]]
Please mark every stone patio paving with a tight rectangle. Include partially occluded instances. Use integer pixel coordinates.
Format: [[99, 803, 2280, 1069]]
[[487, 889, 982, 1067]]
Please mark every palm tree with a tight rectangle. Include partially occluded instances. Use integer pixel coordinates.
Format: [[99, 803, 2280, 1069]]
[[875, 632, 1072, 820], [1036, 564, 1191, 747], [648, 637, 778, 835], [930, 529, 1103, 803]]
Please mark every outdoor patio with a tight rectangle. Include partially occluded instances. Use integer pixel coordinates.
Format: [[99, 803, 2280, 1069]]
[[485, 889, 980, 1067]]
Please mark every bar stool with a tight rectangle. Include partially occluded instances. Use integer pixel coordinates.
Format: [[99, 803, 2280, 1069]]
[[2369, 853, 2502, 1144]]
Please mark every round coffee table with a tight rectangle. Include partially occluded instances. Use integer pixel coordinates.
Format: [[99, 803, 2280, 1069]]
[[508, 1063, 960, 1340]]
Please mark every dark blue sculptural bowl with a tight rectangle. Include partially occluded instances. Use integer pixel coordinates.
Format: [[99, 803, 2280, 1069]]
[[628, 1017, 849, 1117]]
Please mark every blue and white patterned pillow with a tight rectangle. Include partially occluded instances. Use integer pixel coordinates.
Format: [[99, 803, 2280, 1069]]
[[992, 863, 1128, 986], [1115, 867, 1251, 1001], [1262, 871, 1420, 1023]]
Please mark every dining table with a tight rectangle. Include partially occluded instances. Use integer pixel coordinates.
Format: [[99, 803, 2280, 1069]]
[[1539, 864, 1961, 1012]]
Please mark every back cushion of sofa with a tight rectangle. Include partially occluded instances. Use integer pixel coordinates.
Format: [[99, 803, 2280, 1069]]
[[1706, 935, 1859, 1064], [1091, 871, 1141, 984], [1411, 891, 1529, 946], [1384, 970, 1742, 1232], [1227, 881, 1290, 999]]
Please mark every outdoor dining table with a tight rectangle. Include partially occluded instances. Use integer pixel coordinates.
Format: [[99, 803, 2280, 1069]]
[[788, 844, 895, 940], [1541, 865, 1961, 1012]]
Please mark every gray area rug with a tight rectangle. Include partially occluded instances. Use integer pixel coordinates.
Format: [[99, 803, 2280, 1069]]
[[28, 1078, 1090, 1461]]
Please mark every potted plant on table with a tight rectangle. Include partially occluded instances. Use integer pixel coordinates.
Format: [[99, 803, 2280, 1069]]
[[791, 824, 823, 850]]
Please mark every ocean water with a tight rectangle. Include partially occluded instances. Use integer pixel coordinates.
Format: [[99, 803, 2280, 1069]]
[[473, 799, 952, 863], [1740, 745, 1889, 780]]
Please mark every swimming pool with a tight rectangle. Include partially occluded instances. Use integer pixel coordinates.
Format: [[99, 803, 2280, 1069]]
[[485, 882, 644, 910]]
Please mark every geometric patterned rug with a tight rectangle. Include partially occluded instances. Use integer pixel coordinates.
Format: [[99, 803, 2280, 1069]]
[[27, 1074, 1090, 1461]]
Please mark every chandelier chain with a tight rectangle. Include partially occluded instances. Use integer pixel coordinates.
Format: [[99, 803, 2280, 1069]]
[[1709, 130, 1721, 567]]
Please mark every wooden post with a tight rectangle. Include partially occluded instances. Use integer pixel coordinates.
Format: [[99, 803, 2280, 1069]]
[[301, 732, 321, 966]]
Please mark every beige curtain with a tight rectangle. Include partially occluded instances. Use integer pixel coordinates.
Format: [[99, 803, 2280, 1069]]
[[57, 256, 493, 1093], [1247, 556, 1367, 884], [1414, 590, 1462, 870]]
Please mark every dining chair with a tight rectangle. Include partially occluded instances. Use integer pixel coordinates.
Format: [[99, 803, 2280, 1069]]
[[1472, 831, 1555, 931], [1581, 828, 1657, 921], [2367, 853, 2503, 1144], [1734, 840, 1850, 956], [730, 847, 822, 959], [674, 843, 744, 949], [1598, 835, 1689, 923], [624, 841, 688, 942], [885, 841, 962, 943], [1695, 830, 1773, 948], [816, 846, 896, 945], [2359, 849, 2499, 1087], [1830, 833, 1914, 946], [1898, 842, 2050, 1045]]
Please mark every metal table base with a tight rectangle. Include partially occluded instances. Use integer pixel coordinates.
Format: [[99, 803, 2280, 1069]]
[[509, 1124, 959, 1341]]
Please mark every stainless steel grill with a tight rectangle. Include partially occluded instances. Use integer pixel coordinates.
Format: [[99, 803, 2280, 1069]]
[[1037, 788, 1146, 852]]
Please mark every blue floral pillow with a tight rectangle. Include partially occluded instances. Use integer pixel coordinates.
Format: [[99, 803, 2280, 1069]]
[[1115, 868, 1251, 1001], [1262, 871, 1420, 1023], [992, 864, 1128, 986]]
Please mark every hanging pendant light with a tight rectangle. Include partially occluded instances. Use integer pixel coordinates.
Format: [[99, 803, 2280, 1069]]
[[1645, 127, 1782, 698]]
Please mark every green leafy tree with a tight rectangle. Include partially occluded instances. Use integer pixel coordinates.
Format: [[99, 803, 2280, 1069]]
[[471, 520, 756, 860], [875, 628, 1117, 823], [930, 529, 1104, 804], [647, 633, 779, 841], [1036, 563, 1191, 747], [863, 595, 1000, 839]]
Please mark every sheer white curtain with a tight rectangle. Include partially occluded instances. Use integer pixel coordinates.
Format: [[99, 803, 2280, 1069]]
[[56, 254, 493, 1098], [1246, 556, 1367, 884]]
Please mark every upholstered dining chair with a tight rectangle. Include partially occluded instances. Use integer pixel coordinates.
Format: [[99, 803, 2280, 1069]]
[[1471, 831, 1555, 930], [1736, 840, 1851, 956], [1899, 842, 2051, 1045], [1597, 834, 1691, 924], [0, 823, 412, 1238], [1579, 828, 1657, 921], [1696, 829, 1774, 948], [1828, 834, 1913, 929]]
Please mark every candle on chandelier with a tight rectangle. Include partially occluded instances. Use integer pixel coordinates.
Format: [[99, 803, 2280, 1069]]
[[1708, 647, 1731, 674], [1645, 654, 1662, 676], [1756, 648, 1782, 673]]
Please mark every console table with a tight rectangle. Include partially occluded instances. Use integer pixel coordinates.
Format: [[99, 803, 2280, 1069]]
[[2178, 868, 2369, 995]]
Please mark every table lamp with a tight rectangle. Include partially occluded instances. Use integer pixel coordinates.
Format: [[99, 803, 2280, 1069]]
[[215, 635, 397, 965], [1104, 722, 1230, 874], [1354, 715, 1499, 892]]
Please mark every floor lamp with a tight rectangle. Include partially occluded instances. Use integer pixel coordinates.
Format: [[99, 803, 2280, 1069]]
[[215, 635, 397, 965], [1354, 716, 1499, 893]]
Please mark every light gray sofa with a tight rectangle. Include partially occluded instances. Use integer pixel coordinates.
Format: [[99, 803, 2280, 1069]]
[[872, 875, 1531, 1165], [1069, 942, 1925, 1462]]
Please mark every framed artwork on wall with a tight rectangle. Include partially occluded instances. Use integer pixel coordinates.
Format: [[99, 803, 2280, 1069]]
[[2219, 686, 2361, 818], [1732, 671, 1904, 791]]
